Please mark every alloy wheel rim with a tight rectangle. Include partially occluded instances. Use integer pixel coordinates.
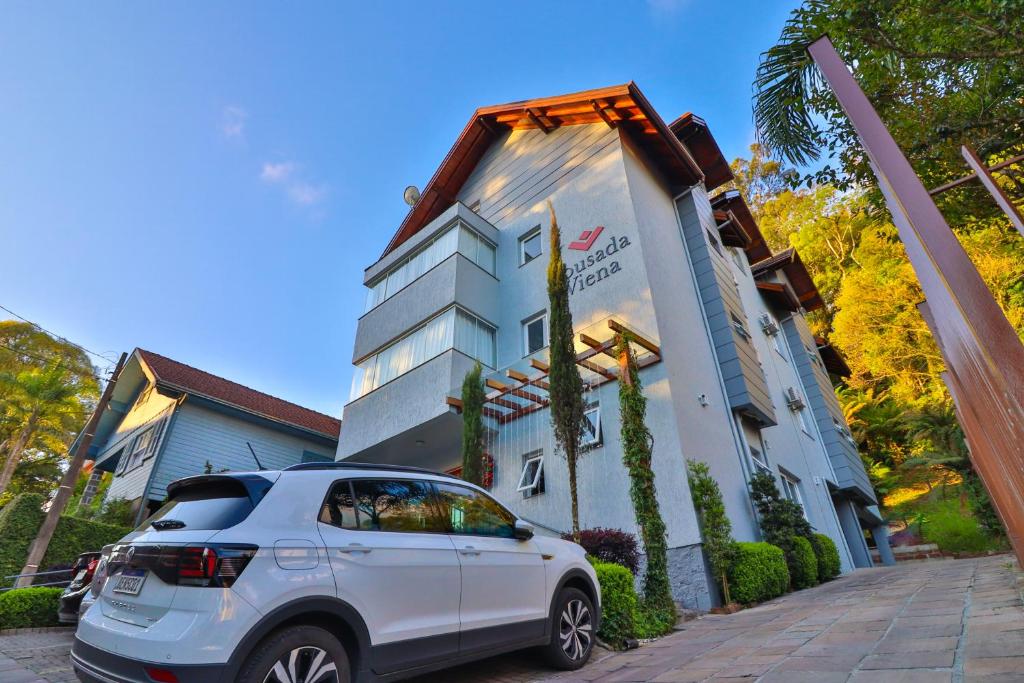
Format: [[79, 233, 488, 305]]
[[263, 645, 339, 683], [559, 599, 593, 661]]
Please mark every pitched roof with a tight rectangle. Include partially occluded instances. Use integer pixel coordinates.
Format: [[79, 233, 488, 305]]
[[749, 248, 825, 312], [382, 82, 731, 257], [710, 190, 772, 264], [135, 349, 341, 440]]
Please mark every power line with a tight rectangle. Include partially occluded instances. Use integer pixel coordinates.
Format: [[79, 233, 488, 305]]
[[0, 303, 119, 365], [0, 343, 115, 385]]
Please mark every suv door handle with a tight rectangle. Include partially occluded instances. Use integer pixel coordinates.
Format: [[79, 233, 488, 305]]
[[338, 544, 372, 554], [459, 546, 480, 556]]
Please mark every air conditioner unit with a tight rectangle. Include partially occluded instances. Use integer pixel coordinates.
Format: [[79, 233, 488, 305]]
[[759, 313, 779, 336], [785, 387, 805, 411]]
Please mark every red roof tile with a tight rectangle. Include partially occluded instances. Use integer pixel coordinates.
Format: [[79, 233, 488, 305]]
[[135, 349, 340, 440]]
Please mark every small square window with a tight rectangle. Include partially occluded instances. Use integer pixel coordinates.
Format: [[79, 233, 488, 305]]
[[780, 471, 807, 519], [523, 313, 547, 356], [706, 227, 723, 256], [796, 406, 814, 437], [731, 313, 750, 341], [749, 447, 770, 474], [518, 452, 545, 497], [582, 404, 602, 448], [519, 228, 542, 266]]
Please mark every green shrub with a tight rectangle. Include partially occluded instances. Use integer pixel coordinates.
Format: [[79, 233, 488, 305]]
[[0, 587, 62, 629], [922, 502, 1000, 554], [811, 533, 841, 580], [789, 536, 819, 589], [728, 542, 789, 604], [590, 560, 636, 647], [0, 493, 130, 589], [687, 460, 737, 604]]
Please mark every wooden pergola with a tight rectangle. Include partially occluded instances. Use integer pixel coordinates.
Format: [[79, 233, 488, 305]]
[[447, 319, 661, 425]]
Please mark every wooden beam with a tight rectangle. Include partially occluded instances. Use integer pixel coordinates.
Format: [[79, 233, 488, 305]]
[[506, 369, 531, 382], [529, 358, 549, 372], [500, 400, 550, 424], [580, 333, 617, 358], [486, 378, 509, 392], [590, 100, 616, 129], [579, 359, 616, 380], [490, 397, 521, 410], [525, 108, 551, 134], [446, 396, 464, 411], [482, 407, 505, 420], [608, 320, 660, 356], [475, 115, 499, 136], [510, 388, 547, 404]]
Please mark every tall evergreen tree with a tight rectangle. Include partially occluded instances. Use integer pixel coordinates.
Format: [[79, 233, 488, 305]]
[[459, 362, 485, 486], [616, 333, 676, 627], [545, 201, 587, 540]]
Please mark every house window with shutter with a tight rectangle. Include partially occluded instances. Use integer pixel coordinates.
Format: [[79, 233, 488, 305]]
[[124, 427, 155, 471]]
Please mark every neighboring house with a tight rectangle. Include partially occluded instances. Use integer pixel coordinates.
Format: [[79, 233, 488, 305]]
[[334, 83, 892, 611], [82, 349, 340, 523]]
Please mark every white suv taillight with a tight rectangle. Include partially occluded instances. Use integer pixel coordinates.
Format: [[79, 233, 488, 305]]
[[108, 543, 258, 588]]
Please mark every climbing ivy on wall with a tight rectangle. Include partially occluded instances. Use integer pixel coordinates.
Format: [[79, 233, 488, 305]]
[[616, 333, 676, 630]]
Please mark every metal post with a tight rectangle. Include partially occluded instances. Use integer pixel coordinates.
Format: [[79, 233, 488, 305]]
[[808, 36, 1024, 565], [961, 145, 1024, 237]]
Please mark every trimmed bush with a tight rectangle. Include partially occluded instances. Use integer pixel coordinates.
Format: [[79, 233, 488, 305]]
[[727, 542, 789, 604], [591, 560, 636, 647], [0, 587, 62, 629], [566, 529, 640, 575], [789, 536, 819, 589], [0, 493, 130, 588], [811, 533, 841, 581]]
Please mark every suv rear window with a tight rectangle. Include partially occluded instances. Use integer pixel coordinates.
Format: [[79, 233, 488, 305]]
[[142, 479, 264, 531]]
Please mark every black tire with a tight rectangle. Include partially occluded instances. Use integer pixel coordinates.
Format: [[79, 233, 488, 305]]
[[236, 624, 351, 683], [542, 587, 596, 670]]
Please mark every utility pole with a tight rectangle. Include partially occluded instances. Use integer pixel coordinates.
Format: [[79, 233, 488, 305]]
[[17, 352, 127, 588]]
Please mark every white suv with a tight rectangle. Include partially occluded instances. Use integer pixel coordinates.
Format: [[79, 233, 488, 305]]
[[72, 463, 600, 683]]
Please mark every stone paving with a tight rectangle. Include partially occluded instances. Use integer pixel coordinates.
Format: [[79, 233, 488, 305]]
[[2, 555, 1021, 682]]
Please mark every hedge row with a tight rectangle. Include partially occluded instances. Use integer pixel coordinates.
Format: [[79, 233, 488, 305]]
[[811, 533, 842, 581], [0, 587, 62, 629], [727, 542, 789, 604], [0, 493, 130, 588]]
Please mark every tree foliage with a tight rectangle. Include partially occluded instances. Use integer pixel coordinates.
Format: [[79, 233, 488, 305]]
[[686, 460, 737, 605], [546, 202, 587, 539], [616, 334, 675, 630], [459, 361, 486, 487], [0, 321, 99, 504], [749, 471, 816, 589], [754, 0, 1024, 226]]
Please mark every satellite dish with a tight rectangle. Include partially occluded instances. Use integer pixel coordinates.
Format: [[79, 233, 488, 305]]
[[403, 185, 421, 207]]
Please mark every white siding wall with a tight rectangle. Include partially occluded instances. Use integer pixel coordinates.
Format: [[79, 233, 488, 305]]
[[101, 388, 177, 503], [150, 402, 334, 500]]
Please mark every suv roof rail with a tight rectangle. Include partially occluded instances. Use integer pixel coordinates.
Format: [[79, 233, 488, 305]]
[[283, 461, 462, 480]]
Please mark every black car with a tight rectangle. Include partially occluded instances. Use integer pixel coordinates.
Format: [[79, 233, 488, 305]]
[[58, 551, 102, 624]]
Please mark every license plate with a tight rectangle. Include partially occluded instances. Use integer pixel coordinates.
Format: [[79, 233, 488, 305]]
[[112, 568, 146, 595]]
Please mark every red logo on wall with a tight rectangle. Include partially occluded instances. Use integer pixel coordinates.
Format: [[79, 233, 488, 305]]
[[568, 226, 605, 251]]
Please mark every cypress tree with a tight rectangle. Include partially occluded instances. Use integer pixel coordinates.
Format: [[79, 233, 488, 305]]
[[686, 459, 738, 605], [617, 333, 676, 627], [546, 201, 587, 540], [460, 362, 485, 486]]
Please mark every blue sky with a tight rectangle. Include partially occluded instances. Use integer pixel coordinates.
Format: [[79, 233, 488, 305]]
[[1, 1, 801, 417]]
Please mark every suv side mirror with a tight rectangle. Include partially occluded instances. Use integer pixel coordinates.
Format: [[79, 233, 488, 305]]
[[513, 519, 535, 541]]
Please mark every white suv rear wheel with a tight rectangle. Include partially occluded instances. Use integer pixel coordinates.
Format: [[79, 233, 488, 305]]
[[238, 625, 350, 683]]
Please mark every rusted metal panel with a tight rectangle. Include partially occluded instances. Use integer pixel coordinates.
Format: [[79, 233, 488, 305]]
[[808, 36, 1024, 565]]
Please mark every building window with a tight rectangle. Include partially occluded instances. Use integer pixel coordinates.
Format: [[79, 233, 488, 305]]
[[522, 312, 547, 356], [350, 307, 496, 401], [779, 470, 807, 519], [795, 405, 814, 438], [123, 427, 155, 472], [519, 227, 542, 266], [581, 404, 602, 448], [833, 417, 857, 446], [706, 227, 723, 256], [731, 313, 751, 341], [517, 451, 545, 498], [749, 446, 770, 475], [730, 247, 746, 271], [364, 222, 495, 313]]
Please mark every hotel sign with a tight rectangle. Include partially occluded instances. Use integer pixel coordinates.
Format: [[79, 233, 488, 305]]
[[566, 226, 633, 295]]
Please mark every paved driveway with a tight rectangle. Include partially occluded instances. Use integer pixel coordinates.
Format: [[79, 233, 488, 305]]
[[2, 555, 1021, 682]]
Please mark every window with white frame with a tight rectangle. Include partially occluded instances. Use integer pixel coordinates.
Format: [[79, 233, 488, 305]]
[[833, 416, 857, 446], [124, 427, 155, 472], [731, 313, 751, 341], [729, 247, 746, 271], [779, 470, 807, 518], [706, 227, 723, 256], [364, 222, 495, 312], [350, 307, 496, 401], [795, 405, 814, 438], [519, 227, 542, 266], [749, 446, 770, 475], [522, 312, 547, 356], [517, 451, 545, 498], [581, 403, 602, 448]]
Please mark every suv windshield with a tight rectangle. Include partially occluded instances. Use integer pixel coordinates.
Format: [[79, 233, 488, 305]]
[[141, 480, 262, 531]]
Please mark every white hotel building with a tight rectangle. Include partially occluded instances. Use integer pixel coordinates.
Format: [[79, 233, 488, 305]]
[[334, 83, 892, 609]]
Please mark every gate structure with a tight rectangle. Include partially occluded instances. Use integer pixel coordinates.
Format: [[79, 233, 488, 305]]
[[807, 36, 1024, 565]]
